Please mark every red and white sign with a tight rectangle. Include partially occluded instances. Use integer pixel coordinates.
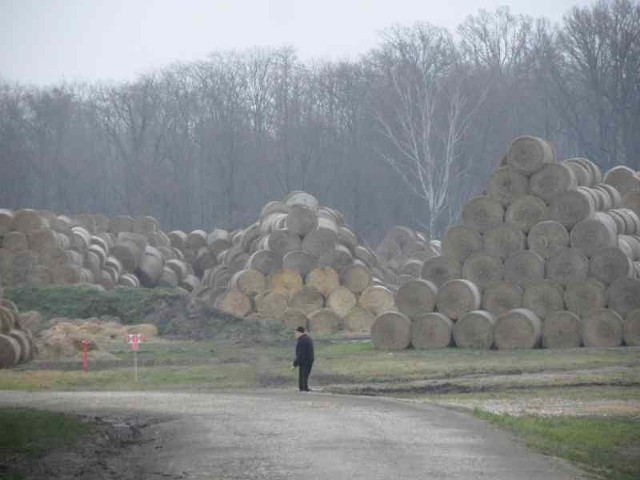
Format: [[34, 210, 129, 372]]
[[127, 333, 145, 351]]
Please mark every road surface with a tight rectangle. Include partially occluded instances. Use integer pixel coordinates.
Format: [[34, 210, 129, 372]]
[[0, 390, 587, 479]]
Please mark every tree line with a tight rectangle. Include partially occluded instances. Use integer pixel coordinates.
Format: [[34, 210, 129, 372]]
[[1, 0, 638, 241]]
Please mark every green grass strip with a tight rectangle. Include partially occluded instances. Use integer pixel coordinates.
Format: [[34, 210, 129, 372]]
[[474, 411, 640, 480], [0, 408, 94, 456]]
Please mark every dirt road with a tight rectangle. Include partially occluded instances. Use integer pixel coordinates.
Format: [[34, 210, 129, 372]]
[[0, 390, 588, 480]]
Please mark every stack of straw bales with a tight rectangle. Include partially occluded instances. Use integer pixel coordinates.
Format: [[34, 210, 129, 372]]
[[192, 192, 393, 334], [0, 292, 36, 368], [371, 136, 640, 350]]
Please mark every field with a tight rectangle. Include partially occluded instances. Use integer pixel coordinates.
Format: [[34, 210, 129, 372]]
[[1, 286, 640, 479]]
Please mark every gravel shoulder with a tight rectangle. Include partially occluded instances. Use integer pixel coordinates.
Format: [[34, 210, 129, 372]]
[[0, 390, 592, 480]]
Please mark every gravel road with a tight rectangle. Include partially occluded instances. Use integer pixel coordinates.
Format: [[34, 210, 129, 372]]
[[0, 390, 588, 480]]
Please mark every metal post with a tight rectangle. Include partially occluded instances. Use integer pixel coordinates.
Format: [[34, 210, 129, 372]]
[[134, 350, 138, 382]]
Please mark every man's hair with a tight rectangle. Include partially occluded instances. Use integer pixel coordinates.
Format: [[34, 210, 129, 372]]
[[295, 326, 305, 333]]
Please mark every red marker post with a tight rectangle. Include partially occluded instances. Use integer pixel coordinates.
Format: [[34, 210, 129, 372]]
[[127, 333, 145, 382], [81, 339, 91, 373]]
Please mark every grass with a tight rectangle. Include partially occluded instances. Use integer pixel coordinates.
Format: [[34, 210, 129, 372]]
[[4, 286, 185, 326], [0, 407, 93, 458], [474, 411, 640, 480]]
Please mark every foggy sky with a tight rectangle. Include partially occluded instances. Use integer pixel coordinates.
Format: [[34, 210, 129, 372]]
[[1, 0, 594, 86]]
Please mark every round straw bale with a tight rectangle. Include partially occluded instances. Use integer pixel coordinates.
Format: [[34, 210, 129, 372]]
[[487, 167, 529, 206], [119, 273, 140, 288], [0, 334, 21, 367], [577, 158, 603, 184], [164, 259, 189, 281], [594, 183, 622, 209], [564, 278, 606, 316], [132, 216, 158, 235], [482, 281, 523, 316], [371, 311, 411, 350], [289, 286, 324, 314], [206, 229, 231, 256], [0, 306, 15, 334], [108, 215, 133, 234], [284, 191, 319, 210], [27, 266, 53, 286], [359, 285, 395, 316], [623, 308, 640, 346], [7, 329, 35, 363], [522, 281, 565, 320], [376, 239, 401, 263], [623, 190, 640, 217], [483, 223, 525, 259], [186, 230, 208, 250], [383, 226, 417, 251], [179, 274, 200, 292], [0, 209, 13, 235], [265, 229, 302, 257], [280, 308, 309, 330], [461, 196, 504, 233], [285, 205, 319, 237], [355, 246, 377, 269], [306, 267, 339, 297], [395, 279, 437, 319], [281, 250, 317, 277], [462, 253, 503, 290], [453, 310, 496, 349], [337, 227, 358, 253], [549, 189, 595, 228], [267, 271, 302, 299], [561, 159, 592, 187], [399, 259, 423, 277], [13, 209, 47, 234], [505, 195, 548, 233], [27, 228, 58, 252], [193, 247, 217, 277], [340, 264, 373, 294], [157, 266, 178, 288], [343, 307, 375, 333], [217, 290, 252, 318], [529, 163, 577, 201], [168, 230, 187, 250], [436, 279, 481, 320], [135, 246, 164, 287], [582, 309, 623, 347], [3, 231, 27, 252], [607, 277, 640, 317], [441, 225, 482, 263], [506, 136, 553, 176], [421, 256, 461, 287], [494, 308, 542, 349], [255, 290, 288, 318], [411, 313, 452, 349], [246, 250, 282, 276], [569, 217, 618, 257], [302, 227, 337, 258], [542, 311, 582, 349], [589, 248, 633, 285], [261, 200, 290, 217], [527, 220, 569, 259], [604, 165, 640, 197], [308, 308, 342, 334], [230, 269, 266, 296], [318, 245, 353, 271], [327, 286, 358, 318], [504, 250, 544, 285], [546, 248, 589, 285]]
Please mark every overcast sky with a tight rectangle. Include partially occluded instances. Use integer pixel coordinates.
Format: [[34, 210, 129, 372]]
[[1, 0, 593, 86]]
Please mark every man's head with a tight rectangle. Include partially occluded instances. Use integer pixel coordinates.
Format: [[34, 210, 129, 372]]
[[295, 326, 305, 338]]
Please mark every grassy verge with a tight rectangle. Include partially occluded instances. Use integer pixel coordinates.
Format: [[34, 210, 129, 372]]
[[4, 285, 185, 326], [474, 411, 640, 480], [0, 408, 94, 460]]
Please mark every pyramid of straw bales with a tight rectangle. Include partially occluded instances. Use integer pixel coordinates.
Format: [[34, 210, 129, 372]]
[[371, 135, 640, 350], [191, 191, 399, 335]]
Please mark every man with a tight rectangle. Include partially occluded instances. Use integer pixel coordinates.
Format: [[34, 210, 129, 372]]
[[293, 326, 314, 392]]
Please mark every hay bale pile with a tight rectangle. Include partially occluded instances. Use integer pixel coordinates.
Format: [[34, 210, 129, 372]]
[[0, 210, 202, 292], [371, 135, 640, 350], [0, 294, 36, 368], [193, 192, 396, 334]]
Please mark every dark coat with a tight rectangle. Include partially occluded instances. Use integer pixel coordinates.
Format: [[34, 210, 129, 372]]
[[293, 334, 314, 367]]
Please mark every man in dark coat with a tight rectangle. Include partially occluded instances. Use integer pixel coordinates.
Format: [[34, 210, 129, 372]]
[[293, 326, 314, 392]]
